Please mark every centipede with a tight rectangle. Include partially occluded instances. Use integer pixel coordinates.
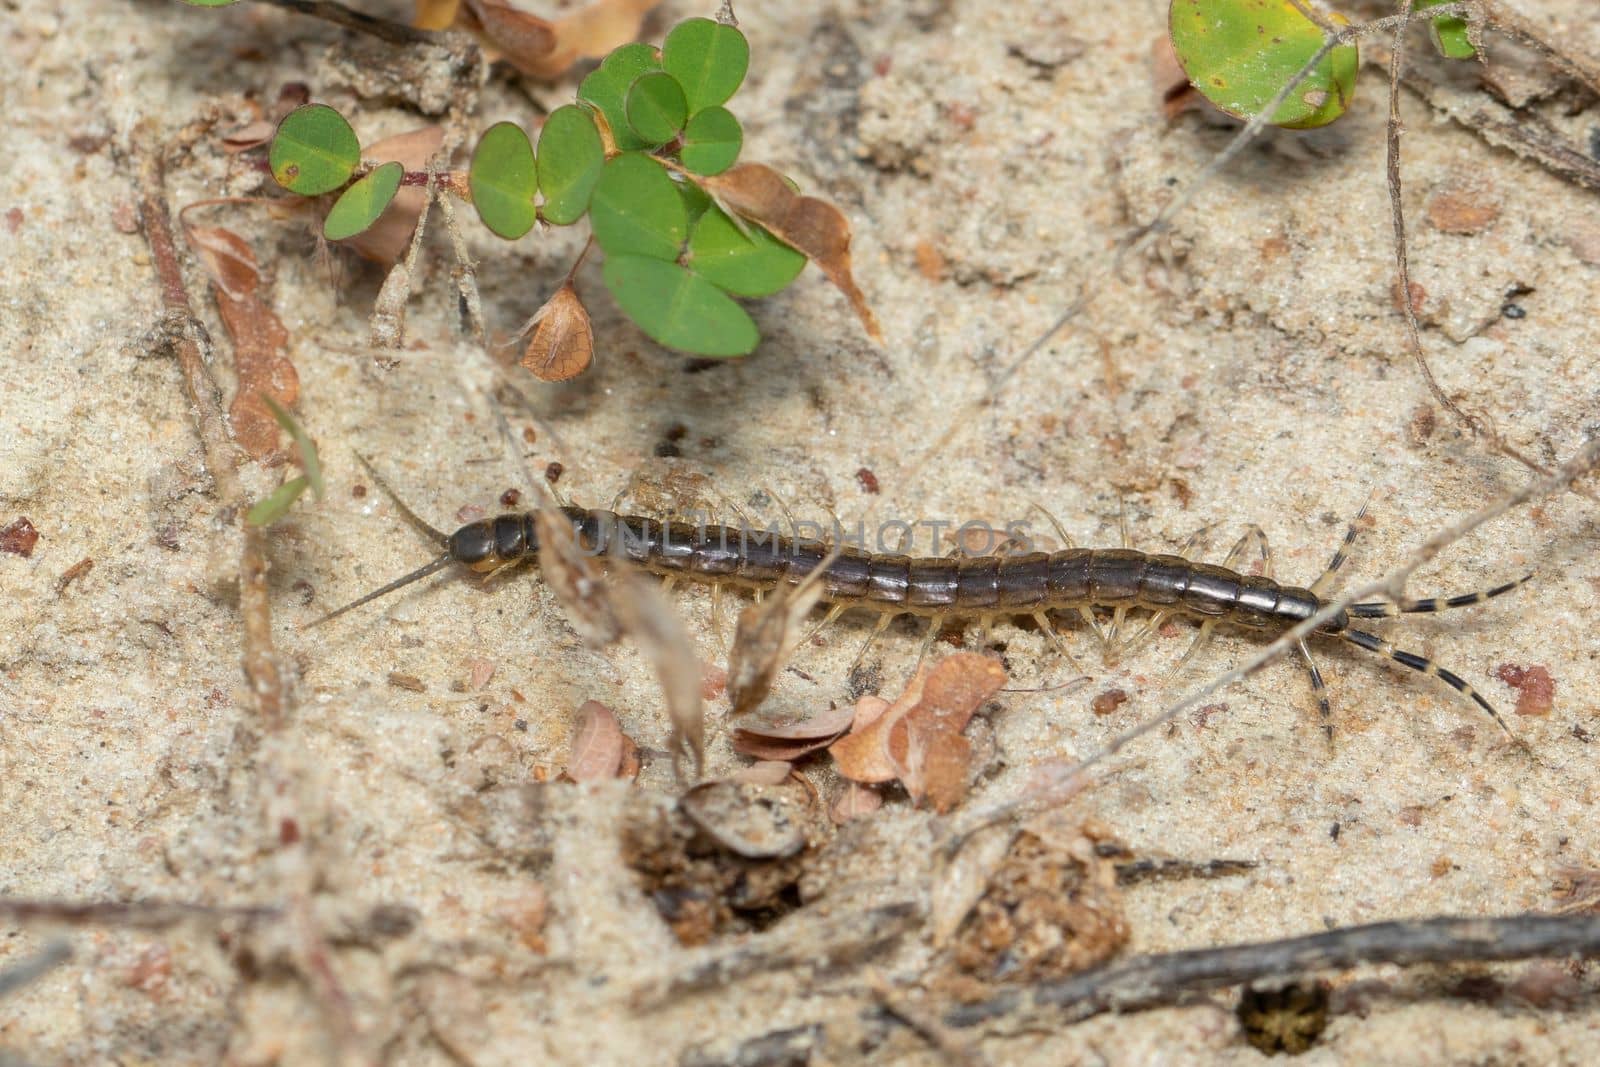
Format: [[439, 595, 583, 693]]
[[310, 477, 1531, 735]]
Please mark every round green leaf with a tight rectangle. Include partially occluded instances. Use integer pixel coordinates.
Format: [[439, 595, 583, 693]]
[[662, 18, 749, 114], [537, 105, 605, 225], [1168, 0, 1359, 130], [469, 121, 538, 239], [603, 255, 758, 357], [588, 153, 687, 262], [1417, 0, 1475, 59], [270, 104, 361, 195], [687, 207, 804, 298], [625, 71, 689, 146], [578, 42, 662, 152], [323, 161, 403, 241], [678, 106, 742, 176]]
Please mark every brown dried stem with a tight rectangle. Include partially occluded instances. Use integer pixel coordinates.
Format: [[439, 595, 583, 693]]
[[943, 912, 1600, 1032]]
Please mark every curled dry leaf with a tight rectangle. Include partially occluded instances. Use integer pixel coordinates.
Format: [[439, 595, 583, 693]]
[[345, 126, 444, 266], [221, 119, 276, 154], [521, 282, 595, 382], [186, 226, 297, 460], [726, 569, 826, 715], [535, 504, 623, 648], [731, 700, 856, 762], [448, 0, 659, 80], [729, 760, 793, 787], [827, 673, 927, 785], [829, 653, 1006, 814], [566, 699, 639, 781], [829, 781, 883, 825], [701, 163, 882, 342]]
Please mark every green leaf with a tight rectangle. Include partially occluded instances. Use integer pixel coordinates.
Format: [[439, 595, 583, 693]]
[[261, 396, 323, 501], [662, 18, 749, 114], [537, 105, 606, 225], [603, 255, 758, 356], [588, 152, 687, 261], [679, 106, 742, 176], [323, 161, 403, 241], [578, 42, 662, 152], [247, 476, 309, 527], [1168, 0, 1359, 130], [1417, 0, 1475, 59], [678, 179, 714, 227], [625, 71, 689, 146], [687, 206, 804, 298], [469, 121, 538, 239], [270, 104, 361, 195]]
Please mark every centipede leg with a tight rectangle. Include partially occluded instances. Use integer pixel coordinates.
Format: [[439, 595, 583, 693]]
[[1310, 493, 1373, 597], [802, 602, 848, 645], [710, 583, 729, 655], [1297, 637, 1334, 744], [1032, 611, 1082, 671], [1222, 524, 1271, 575], [1171, 619, 1218, 679], [1108, 525, 1212, 660], [1340, 628, 1513, 736], [915, 615, 945, 672], [850, 612, 895, 673]]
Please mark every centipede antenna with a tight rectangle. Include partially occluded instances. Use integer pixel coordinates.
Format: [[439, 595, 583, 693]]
[[1347, 575, 1532, 618], [354, 453, 450, 548], [1340, 627, 1512, 736], [305, 553, 454, 628]]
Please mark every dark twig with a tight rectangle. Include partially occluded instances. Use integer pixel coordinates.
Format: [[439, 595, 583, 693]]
[[943, 913, 1600, 1031], [0, 898, 281, 930], [251, 0, 436, 47], [0, 942, 72, 999]]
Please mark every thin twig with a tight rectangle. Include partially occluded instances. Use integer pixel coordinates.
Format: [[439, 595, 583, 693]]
[[943, 912, 1600, 1031], [0, 942, 72, 1000], [137, 143, 366, 1064], [0, 898, 281, 930], [251, 0, 436, 47]]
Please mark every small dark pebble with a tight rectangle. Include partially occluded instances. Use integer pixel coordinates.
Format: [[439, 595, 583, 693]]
[[514, 719, 528, 732], [1502, 303, 1526, 319], [351, 483, 368, 498], [545, 462, 564, 484], [654, 441, 681, 458], [501, 487, 522, 507], [856, 467, 880, 494]]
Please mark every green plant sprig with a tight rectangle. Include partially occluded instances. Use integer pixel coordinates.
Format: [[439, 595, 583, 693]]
[[243, 14, 856, 362]]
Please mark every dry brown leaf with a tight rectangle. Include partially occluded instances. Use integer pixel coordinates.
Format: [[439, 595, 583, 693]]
[[729, 760, 793, 786], [726, 572, 826, 716], [221, 119, 275, 154], [701, 163, 882, 342], [829, 654, 1005, 813], [414, 0, 461, 30], [346, 126, 444, 266], [731, 701, 855, 761], [566, 699, 626, 781], [521, 282, 595, 382], [187, 226, 297, 460], [829, 781, 883, 824], [445, 0, 659, 79]]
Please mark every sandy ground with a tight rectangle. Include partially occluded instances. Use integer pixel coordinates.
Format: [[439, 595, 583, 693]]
[[3, 0, 1599, 1063]]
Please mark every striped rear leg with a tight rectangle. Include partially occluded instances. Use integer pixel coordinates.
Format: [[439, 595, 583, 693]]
[[1346, 575, 1532, 620], [1339, 628, 1512, 736], [1310, 493, 1373, 597]]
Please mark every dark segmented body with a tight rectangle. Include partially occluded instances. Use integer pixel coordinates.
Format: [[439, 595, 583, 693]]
[[447, 507, 1348, 634]]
